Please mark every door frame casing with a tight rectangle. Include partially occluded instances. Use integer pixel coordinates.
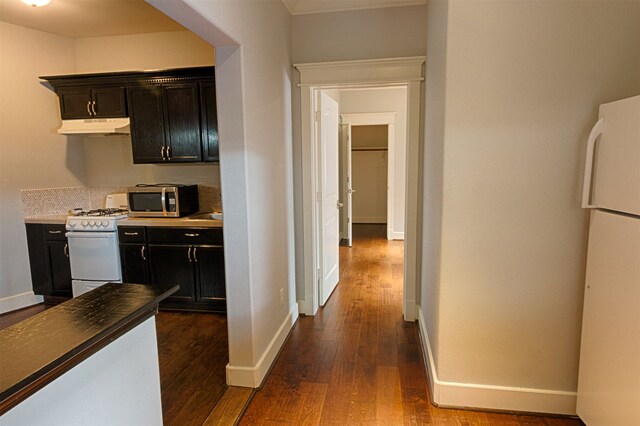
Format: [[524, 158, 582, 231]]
[[295, 57, 425, 320], [341, 112, 397, 240]]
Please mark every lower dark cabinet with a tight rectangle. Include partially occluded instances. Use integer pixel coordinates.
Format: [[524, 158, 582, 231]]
[[120, 243, 150, 285], [118, 226, 225, 313], [148, 244, 196, 303], [26, 223, 72, 297]]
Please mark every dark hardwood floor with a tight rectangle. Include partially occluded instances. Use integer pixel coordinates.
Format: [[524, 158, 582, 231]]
[[239, 224, 583, 425], [156, 311, 229, 426]]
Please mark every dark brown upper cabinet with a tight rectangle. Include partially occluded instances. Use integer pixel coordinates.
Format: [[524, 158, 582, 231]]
[[57, 86, 127, 120], [200, 80, 219, 162], [40, 66, 219, 164], [128, 82, 203, 163]]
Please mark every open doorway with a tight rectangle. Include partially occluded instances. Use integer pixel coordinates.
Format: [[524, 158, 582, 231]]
[[340, 125, 390, 246], [295, 57, 424, 320]]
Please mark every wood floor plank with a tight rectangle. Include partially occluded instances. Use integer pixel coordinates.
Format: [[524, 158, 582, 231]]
[[203, 386, 253, 426], [376, 365, 404, 425]]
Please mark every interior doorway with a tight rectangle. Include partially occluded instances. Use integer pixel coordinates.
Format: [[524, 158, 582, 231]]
[[296, 57, 424, 321], [315, 87, 407, 309], [340, 125, 391, 246]]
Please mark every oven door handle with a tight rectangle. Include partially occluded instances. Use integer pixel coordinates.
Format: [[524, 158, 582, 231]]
[[65, 232, 118, 239]]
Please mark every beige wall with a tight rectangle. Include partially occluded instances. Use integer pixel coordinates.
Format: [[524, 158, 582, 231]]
[[0, 25, 218, 308], [74, 31, 213, 73], [292, 5, 427, 63], [421, 0, 640, 412], [421, 0, 448, 378], [0, 22, 82, 302]]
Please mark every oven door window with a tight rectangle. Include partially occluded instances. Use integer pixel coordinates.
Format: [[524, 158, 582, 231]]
[[130, 192, 162, 212]]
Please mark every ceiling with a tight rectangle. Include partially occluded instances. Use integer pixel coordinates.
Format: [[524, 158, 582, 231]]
[[0, 0, 428, 39], [0, 0, 185, 38]]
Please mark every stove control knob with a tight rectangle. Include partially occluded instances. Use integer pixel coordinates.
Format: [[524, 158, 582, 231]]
[[68, 221, 76, 228], [89, 220, 96, 227], [81, 220, 88, 227], [101, 220, 108, 227]]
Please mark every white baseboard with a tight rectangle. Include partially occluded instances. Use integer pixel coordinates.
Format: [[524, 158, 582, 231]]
[[226, 303, 299, 388], [392, 231, 404, 240], [0, 291, 43, 314], [353, 217, 386, 224], [417, 307, 577, 416]]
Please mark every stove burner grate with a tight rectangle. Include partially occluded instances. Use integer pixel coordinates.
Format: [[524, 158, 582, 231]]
[[72, 208, 129, 217]]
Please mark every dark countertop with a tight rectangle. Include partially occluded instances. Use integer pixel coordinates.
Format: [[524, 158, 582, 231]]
[[0, 283, 178, 415]]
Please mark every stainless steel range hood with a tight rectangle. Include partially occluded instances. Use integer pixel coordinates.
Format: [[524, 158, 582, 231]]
[[57, 118, 130, 136]]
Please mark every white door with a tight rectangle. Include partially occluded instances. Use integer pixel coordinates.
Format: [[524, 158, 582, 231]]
[[340, 123, 354, 247], [576, 210, 640, 426], [591, 95, 640, 215], [318, 92, 340, 305]]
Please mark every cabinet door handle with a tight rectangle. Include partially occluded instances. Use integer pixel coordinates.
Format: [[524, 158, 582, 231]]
[[141, 245, 146, 261], [187, 246, 192, 262], [161, 146, 166, 160], [87, 101, 92, 116], [185, 233, 200, 237], [91, 100, 97, 116], [124, 232, 139, 236], [167, 146, 172, 160], [64, 243, 69, 258], [193, 247, 198, 262], [48, 230, 62, 234]]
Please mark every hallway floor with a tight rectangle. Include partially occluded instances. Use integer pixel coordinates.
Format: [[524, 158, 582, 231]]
[[239, 224, 582, 425]]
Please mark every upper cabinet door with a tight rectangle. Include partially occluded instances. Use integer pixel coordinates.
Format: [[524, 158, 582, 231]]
[[164, 83, 202, 162], [91, 87, 127, 118], [57, 87, 92, 119], [57, 86, 127, 119], [200, 80, 219, 162], [127, 85, 166, 164]]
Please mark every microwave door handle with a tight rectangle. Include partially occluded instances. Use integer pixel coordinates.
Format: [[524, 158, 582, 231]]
[[161, 187, 167, 216]]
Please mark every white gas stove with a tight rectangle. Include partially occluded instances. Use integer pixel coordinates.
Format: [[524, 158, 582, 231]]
[[65, 196, 129, 297], [65, 208, 128, 232]]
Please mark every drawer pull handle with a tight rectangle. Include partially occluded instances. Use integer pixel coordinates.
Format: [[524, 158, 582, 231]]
[[124, 232, 139, 236], [185, 233, 200, 237], [48, 230, 62, 234]]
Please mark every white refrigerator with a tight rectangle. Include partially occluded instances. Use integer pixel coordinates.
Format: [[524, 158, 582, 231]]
[[576, 95, 640, 425]]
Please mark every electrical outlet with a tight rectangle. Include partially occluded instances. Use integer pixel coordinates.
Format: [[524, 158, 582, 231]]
[[279, 288, 285, 306]]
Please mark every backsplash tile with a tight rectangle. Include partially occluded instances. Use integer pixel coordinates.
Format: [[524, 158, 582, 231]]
[[21, 187, 90, 217], [199, 186, 222, 212], [21, 185, 222, 217]]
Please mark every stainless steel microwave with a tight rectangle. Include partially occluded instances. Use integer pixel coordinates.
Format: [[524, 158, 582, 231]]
[[127, 185, 199, 218]]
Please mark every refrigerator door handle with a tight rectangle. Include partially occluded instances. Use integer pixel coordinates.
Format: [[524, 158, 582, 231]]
[[581, 117, 605, 209]]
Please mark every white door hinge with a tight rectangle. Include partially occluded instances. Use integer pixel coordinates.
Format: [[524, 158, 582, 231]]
[[316, 192, 322, 202], [315, 111, 321, 122]]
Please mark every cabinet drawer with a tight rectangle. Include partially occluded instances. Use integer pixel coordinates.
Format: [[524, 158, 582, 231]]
[[118, 226, 147, 243], [147, 227, 222, 245], [43, 224, 67, 241]]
